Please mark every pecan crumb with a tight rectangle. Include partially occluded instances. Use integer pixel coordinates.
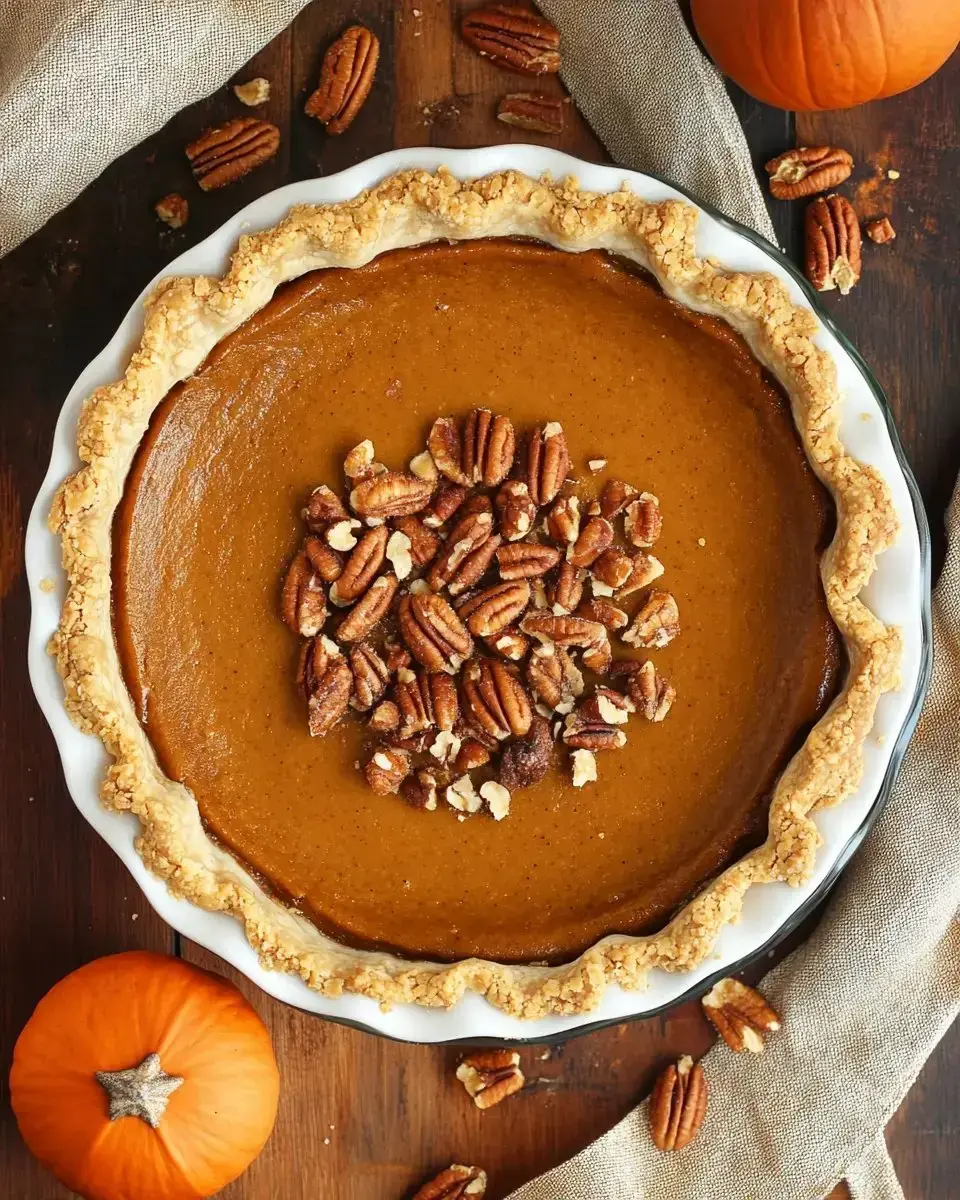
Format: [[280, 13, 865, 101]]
[[864, 215, 896, 244], [232, 77, 271, 107], [154, 193, 189, 229]]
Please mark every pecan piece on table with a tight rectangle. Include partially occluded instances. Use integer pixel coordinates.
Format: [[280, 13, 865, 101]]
[[561, 715, 626, 751], [350, 470, 434, 519], [463, 408, 516, 486], [765, 146, 853, 201], [648, 1055, 707, 1152], [569, 516, 614, 569], [305, 24, 379, 135], [494, 479, 537, 541], [624, 493, 662, 548], [461, 4, 561, 75], [804, 194, 862, 295], [398, 591, 473, 672], [461, 658, 532, 740], [304, 535, 343, 583], [412, 1164, 487, 1200], [336, 573, 399, 642], [185, 118, 280, 191], [343, 438, 380, 482], [232, 77, 270, 107], [499, 714, 552, 790], [456, 1050, 525, 1108], [497, 92, 564, 135], [497, 541, 561, 580], [864, 215, 896, 244], [577, 686, 634, 725], [459, 580, 531, 638], [329, 524, 388, 605], [154, 193, 189, 229], [348, 644, 390, 711], [622, 591, 680, 650], [526, 422, 570, 505], [702, 977, 781, 1053], [281, 552, 327, 637], [363, 745, 411, 796]]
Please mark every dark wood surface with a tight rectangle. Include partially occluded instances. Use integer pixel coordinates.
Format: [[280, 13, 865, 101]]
[[1, 4, 957, 1197]]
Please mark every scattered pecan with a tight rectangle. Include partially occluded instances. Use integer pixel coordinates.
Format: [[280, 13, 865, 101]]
[[624, 494, 662, 548], [570, 747, 597, 788], [549, 560, 585, 613], [394, 668, 435, 736], [449, 534, 502, 597], [304, 650, 353, 738], [369, 699, 400, 732], [336, 573, 398, 641], [412, 1164, 487, 1200], [456, 1050, 525, 1108], [393, 515, 441, 568], [154, 193, 189, 229], [281, 552, 327, 637], [576, 597, 628, 631], [305, 25, 379, 135], [428, 510, 495, 591], [463, 408, 516, 485], [461, 493, 494, 520], [456, 737, 492, 773], [609, 659, 674, 721], [702, 978, 781, 1053], [648, 1056, 707, 1152], [398, 591, 473, 672], [350, 470, 434, 519], [546, 494, 581, 545], [591, 546, 633, 589], [864, 215, 896, 244], [427, 671, 460, 732], [383, 637, 412, 673], [618, 551, 665, 597], [459, 580, 531, 638], [496, 92, 564, 134], [525, 644, 581, 710], [562, 713, 626, 751], [364, 746, 410, 795], [423, 481, 469, 528], [232, 77, 270, 107], [526, 422, 569, 505], [348, 644, 390, 711], [494, 480, 537, 541], [428, 417, 471, 485], [329, 524, 388, 605], [597, 478, 637, 519], [343, 438, 379, 481], [185, 117, 280, 191], [483, 626, 529, 661], [497, 541, 561, 580], [461, 658, 532, 740], [461, 4, 561, 75], [304, 535, 343, 582], [297, 635, 335, 699], [302, 484, 348, 531], [623, 590, 680, 649], [569, 516, 614, 568], [804, 194, 862, 295], [765, 146, 853, 200], [521, 611, 607, 650], [326, 517, 362, 551], [499, 714, 552, 789], [577, 686, 634, 725], [401, 769, 439, 811], [582, 633, 613, 675]]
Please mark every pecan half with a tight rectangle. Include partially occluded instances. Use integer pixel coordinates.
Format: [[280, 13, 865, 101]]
[[494, 479, 537, 541], [304, 535, 343, 582], [591, 547, 633, 589], [456, 737, 492, 772], [546, 494, 581, 545], [521, 611, 606, 650], [329, 524, 388, 605], [463, 408, 516, 485], [461, 658, 532, 740], [428, 510, 494, 591], [562, 713, 626, 751], [499, 713, 552, 789], [497, 541, 561, 580], [702, 978, 781, 1053], [460, 580, 531, 638], [865, 215, 896, 244], [412, 1164, 487, 1200], [393, 515, 441, 568], [497, 92, 564, 134], [456, 1050, 525, 1108], [624, 494, 662, 548], [576, 597, 628, 631], [765, 146, 853, 201], [804, 194, 862, 295], [427, 671, 459, 732], [398, 591, 473, 672], [336, 573, 399, 641], [423, 481, 469, 528], [297, 635, 336, 699], [569, 516, 614, 568], [618, 551, 665, 597], [622, 591, 680, 649], [635, 660, 675, 721], [350, 470, 434, 519], [461, 4, 561, 75], [549, 560, 585, 613], [526, 422, 569, 505], [185, 118, 280, 191], [364, 745, 410, 796], [394, 668, 435, 736], [449, 534, 502, 597], [525, 643, 581, 710], [582, 633, 613, 675], [305, 25, 379, 135], [369, 699, 400, 732], [281, 552, 327, 637], [304, 651, 353, 738], [302, 484, 348, 531], [348, 644, 390, 711], [483, 625, 529, 661], [598, 478, 638, 519], [428, 417, 470, 485], [649, 1056, 707, 1151], [401, 769, 439, 811], [154, 193, 189, 229]]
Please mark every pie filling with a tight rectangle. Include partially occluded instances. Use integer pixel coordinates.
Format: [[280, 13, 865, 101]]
[[113, 239, 840, 965]]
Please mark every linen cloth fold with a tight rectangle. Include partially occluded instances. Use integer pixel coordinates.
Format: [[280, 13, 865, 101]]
[[2, 2, 955, 1197]]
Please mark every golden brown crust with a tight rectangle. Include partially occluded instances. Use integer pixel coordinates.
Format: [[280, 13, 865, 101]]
[[49, 169, 901, 1018]]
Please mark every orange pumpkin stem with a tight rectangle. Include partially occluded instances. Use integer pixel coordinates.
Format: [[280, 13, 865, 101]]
[[95, 1052, 184, 1130]]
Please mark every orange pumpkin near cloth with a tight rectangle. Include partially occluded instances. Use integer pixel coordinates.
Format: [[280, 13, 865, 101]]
[[692, 0, 960, 110], [10, 951, 280, 1200]]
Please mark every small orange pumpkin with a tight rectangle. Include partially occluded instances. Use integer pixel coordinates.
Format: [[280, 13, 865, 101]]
[[692, 0, 960, 111], [10, 951, 280, 1200]]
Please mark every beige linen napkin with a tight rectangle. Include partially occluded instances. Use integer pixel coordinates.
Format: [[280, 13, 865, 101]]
[[3, 3, 954, 1197]]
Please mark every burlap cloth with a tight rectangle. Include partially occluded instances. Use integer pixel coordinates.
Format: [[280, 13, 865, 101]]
[[2, 2, 956, 1197]]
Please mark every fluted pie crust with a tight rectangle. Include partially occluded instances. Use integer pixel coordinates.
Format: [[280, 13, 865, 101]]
[[50, 169, 901, 1018]]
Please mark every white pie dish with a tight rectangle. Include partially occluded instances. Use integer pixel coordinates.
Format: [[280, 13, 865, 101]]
[[25, 145, 931, 1043]]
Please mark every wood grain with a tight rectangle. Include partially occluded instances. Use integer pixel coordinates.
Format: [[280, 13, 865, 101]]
[[0, 2, 956, 1197]]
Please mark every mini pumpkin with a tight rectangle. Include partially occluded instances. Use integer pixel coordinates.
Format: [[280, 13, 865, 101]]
[[10, 951, 280, 1200], [692, 0, 960, 111]]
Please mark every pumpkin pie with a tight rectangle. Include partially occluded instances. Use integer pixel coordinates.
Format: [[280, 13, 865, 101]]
[[51, 170, 901, 1017]]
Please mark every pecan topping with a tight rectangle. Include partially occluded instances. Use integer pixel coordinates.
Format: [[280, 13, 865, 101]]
[[350, 470, 434, 519], [232, 77, 270, 107], [521, 612, 607, 650], [428, 510, 494, 591], [343, 439, 379, 481], [804, 194, 862, 295], [400, 769, 439, 811], [448, 534, 502, 597], [549, 560, 585, 613], [577, 686, 634, 725], [461, 4, 561, 75], [412, 1164, 487, 1199], [329, 524, 388, 605], [865, 215, 896, 244], [281, 552, 327, 637], [461, 493, 494, 520], [765, 146, 853, 200], [302, 484, 348, 531], [364, 746, 410, 796], [494, 479, 537, 540], [398, 592, 473, 672], [383, 638, 412, 673], [591, 546, 633, 589], [393, 515, 441, 568], [630, 660, 676, 721], [304, 535, 343, 582], [305, 25, 379, 135], [463, 408, 516, 485], [570, 747, 597, 788], [185, 117, 280, 191], [526, 422, 569, 505], [562, 713, 626, 751], [546, 494, 580, 545], [582, 633, 613, 675], [499, 714, 552, 790], [525, 643, 582, 711], [461, 658, 532, 740], [304, 651, 353, 738], [456, 1050, 525, 1108], [348, 644, 390, 711], [428, 417, 470, 485], [394, 668, 435, 736], [297, 635, 337, 699], [649, 1056, 707, 1152], [622, 590, 680, 649], [624, 493, 662, 547], [154, 193, 189, 229], [456, 737, 492, 772], [423, 481, 469, 528], [497, 541, 561, 580], [336, 573, 399, 641], [598, 478, 638, 519], [702, 978, 781, 1053], [368, 699, 400, 732], [576, 597, 628, 631], [618, 551, 665, 597], [426, 671, 460, 732], [460, 580, 531, 638], [497, 92, 564, 135], [569, 516, 614, 568], [483, 626, 529, 661], [480, 780, 512, 820]]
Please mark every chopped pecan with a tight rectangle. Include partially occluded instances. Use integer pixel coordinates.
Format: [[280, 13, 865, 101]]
[[461, 4, 561, 75], [343, 439, 383, 482], [624, 494, 662, 548], [368, 699, 400, 732], [804, 194, 862, 295], [336, 573, 398, 641], [410, 450, 439, 483], [618, 551, 665, 597], [865, 215, 896, 244], [497, 541, 561, 580], [702, 978, 781, 1053], [423, 481, 469, 528], [281, 552, 327, 637], [304, 651, 353, 738], [427, 417, 470, 485], [526, 422, 569, 505], [412, 1166, 487, 1200], [400, 769, 439, 811], [326, 518, 362, 551], [649, 1056, 707, 1152], [398, 592, 473, 672], [546, 494, 581, 545], [304, 535, 343, 582], [383, 637, 412, 673], [154, 193, 189, 229], [521, 611, 607, 650], [549, 560, 585, 613], [525, 643, 582, 711], [350, 470, 434, 519], [598, 478, 638, 519], [499, 714, 552, 789], [385, 528, 414, 580], [582, 633, 613, 675], [622, 591, 680, 649], [428, 510, 495, 591], [461, 492, 493, 519], [570, 747, 597, 788], [348, 644, 390, 711], [632, 660, 676, 721], [496, 91, 563, 134], [576, 597, 628, 631], [302, 484, 348, 531], [456, 737, 492, 772], [480, 780, 512, 820], [591, 547, 633, 589], [305, 24, 379, 135], [494, 479, 537, 540], [577, 686, 634, 725], [393, 515, 441, 568], [456, 1050, 525, 1108], [463, 408, 516, 485], [483, 625, 529, 661], [562, 713, 626, 751], [765, 146, 853, 201], [445, 774, 483, 814], [329, 524, 388, 605], [185, 117, 280, 191], [459, 580, 531, 638], [569, 516, 614, 568], [232, 77, 270, 107], [364, 745, 410, 795], [461, 658, 532, 740]]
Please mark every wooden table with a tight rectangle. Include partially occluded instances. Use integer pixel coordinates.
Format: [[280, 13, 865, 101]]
[[1, 5, 957, 1197]]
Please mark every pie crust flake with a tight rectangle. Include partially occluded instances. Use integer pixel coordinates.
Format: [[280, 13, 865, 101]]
[[50, 169, 902, 1017]]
